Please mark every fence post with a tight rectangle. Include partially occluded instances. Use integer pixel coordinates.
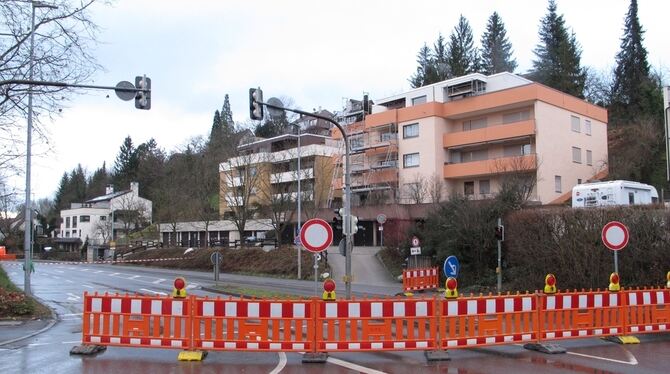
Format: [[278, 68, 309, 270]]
[[302, 297, 327, 363], [425, 294, 450, 361]]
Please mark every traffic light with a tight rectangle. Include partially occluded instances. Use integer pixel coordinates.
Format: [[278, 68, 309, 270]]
[[332, 208, 343, 231], [494, 225, 504, 241], [351, 215, 359, 234], [134, 76, 151, 110], [249, 87, 264, 120]]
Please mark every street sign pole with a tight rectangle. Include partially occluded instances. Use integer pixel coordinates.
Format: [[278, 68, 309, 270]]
[[497, 217, 502, 293], [602, 221, 629, 276], [314, 254, 318, 296]]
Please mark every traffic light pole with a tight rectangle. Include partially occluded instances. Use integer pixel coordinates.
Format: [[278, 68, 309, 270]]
[[497, 217, 502, 293], [257, 99, 354, 298]]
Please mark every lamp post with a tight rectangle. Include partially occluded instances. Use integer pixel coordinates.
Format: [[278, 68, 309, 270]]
[[23, 0, 57, 297], [663, 86, 669, 183], [291, 123, 302, 279]]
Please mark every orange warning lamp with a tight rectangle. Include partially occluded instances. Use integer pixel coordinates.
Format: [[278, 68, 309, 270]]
[[666, 271, 669, 289], [322, 278, 336, 301], [172, 277, 187, 298], [444, 277, 458, 299], [544, 273, 557, 294], [608, 272, 620, 292]]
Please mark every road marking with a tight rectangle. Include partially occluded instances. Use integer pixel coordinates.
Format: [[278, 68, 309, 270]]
[[54, 270, 64, 274], [65, 279, 74, 283], [66, 293, 81, 301], [186, 284, 198, 290], [298, 352, 386, 373], [94, 270, 104, 274], [61, 313, 82, 317], [567, 349, 638, 365], [110, 272, 120, 276], [82, 285, 94, 289], [269, 352, 287, 374], [152, 279, 165, 284], [52, 276, 61, 280], [62, 340, 81, 344], [140, 288, 167, 296], [129, 275, 140, 279]]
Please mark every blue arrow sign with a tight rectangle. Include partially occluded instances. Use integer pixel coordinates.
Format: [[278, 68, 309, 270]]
[[444, 255, 460, 278]]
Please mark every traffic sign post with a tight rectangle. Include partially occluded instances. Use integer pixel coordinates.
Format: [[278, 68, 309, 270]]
[[602, 221, 629, 275], [377, 214, 387, 247], [444, 255, 460, 278], [410, 236, 421, 268], [300, 219, 334, 296], [210, 251, 221, 284]]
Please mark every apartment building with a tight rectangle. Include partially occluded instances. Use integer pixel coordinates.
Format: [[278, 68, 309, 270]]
[[218, 131, 341, 239], [332, 72, 608, 205]]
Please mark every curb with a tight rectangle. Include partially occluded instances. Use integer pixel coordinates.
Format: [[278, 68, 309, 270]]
[[0, 285, 58, 347]]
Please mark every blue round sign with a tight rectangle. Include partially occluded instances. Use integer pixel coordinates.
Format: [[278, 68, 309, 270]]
[[444, 255, 460, 278]]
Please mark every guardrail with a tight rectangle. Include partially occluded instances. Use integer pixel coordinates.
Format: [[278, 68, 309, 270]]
[[78, 287, 669, 362]]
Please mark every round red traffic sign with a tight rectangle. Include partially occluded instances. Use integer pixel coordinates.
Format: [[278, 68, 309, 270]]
[[602, 221, 629, 251], [300, 218, 333, 253]]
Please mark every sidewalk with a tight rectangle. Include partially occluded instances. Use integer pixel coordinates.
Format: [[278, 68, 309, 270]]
[[0, 318, 56, 346], [326, 245, 398, 287]]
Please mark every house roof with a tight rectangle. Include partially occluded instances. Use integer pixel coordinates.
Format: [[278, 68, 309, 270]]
[[85, 189, 131, 203]]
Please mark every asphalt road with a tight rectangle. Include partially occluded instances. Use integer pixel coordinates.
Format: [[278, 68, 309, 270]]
[[1, 260, 669, 373]]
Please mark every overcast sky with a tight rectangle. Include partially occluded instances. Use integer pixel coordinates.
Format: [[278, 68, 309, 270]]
[[16, 0, 670, 200]]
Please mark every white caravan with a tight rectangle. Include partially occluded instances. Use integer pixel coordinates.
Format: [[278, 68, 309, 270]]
[[572, 180, 659, 208]]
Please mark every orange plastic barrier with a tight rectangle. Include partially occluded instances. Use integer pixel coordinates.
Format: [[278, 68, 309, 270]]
[[82, 292, 191, 349], [438, 293, 537, 348], [402, 267, 439, 292], [192, 297, 315, 351], [624, 288, 669, 334], [316, 298, 437, 351], [0, 245, 16, 260], [538, 290, 623, 340]]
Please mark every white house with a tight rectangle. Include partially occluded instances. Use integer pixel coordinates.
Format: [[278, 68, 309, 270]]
[[57, 182, 152, 249]]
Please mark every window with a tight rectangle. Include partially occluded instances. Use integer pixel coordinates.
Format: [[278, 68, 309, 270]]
[[411, 95, 427, 105], [100, 216, 107, 221], [504, 144, 532, 157], [555, 176, 562, 193], [380, 131, 396, 142], [464, 181, 475, 195], [571, 115, 580, 132], [462, 118, 487, 131], [628, 192, 635, 205], [72, 216, 77, 228], [403, 123, 419, 139], [586, 150, 592, 165], [572, 147, 582, 163], [578, 178, 582, 184], [403, 153, 420, 168], [80, 215, 90, 223], [479, 180, 490, 195], [585, 120, 592, 135], [502, 110, 530, 124], [459, 149, 488, 163], [350, 136, 364, 150], [66, 217, 70, 228]]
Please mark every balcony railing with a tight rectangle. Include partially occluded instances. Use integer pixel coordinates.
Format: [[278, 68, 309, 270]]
[[443, 120, 535, 149], [443, 154, 537, 179]]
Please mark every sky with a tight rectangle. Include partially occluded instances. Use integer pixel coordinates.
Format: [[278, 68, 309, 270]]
[[13, 0, 670, 201]]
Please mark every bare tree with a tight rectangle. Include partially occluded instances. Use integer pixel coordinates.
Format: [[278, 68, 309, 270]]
[[427, 173, 444, 203], [492, 155, 540, 208], [1, 0, 105, 174], [114, 193, 150, 239], [405, 173, 427, 204], [219, 151, 264, 244], [255, 153, 296, 244]]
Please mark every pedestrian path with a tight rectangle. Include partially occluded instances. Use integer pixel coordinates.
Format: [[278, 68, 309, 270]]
[[326, 246, 397, 287]]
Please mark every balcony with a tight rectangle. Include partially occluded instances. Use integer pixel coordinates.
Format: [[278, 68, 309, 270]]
[[443, 154, 537, 179], [443, 120, 535, 149], [270, 168, 314, 183]]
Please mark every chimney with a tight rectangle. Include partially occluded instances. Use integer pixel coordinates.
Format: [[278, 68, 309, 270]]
[[130, 182, 139, 196], [105, 185, 114, 195]]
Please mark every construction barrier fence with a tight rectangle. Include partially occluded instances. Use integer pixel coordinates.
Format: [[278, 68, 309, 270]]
[[402, 267, 439, 292], [80, 288, 669, 356]]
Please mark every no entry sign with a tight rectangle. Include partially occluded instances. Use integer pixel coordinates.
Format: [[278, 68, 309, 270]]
[[300, 218, 333, 253], [602, 221, 629, 251]]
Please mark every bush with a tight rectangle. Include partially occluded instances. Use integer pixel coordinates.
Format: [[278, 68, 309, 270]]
[[0, 288, 35, 317]]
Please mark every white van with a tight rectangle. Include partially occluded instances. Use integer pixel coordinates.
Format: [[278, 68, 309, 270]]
[[572, 180, 659, 208]]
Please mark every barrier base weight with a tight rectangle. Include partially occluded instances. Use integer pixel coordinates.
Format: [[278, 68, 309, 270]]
[[70, 344, 106, 356], [425, 350, 451, 361], [302, 352, 328, 363], [523, 343, 566, 354], [603, 335, 640, 345], [177, 351, 207, 361]]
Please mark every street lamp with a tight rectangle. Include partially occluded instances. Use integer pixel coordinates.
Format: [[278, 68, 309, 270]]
[[663, 86, 670, 183], [290, 123, 303, 279], [23, 0, 57, 297]]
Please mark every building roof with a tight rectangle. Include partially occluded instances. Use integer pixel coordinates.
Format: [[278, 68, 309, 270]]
[[85, 189, 131, 203]]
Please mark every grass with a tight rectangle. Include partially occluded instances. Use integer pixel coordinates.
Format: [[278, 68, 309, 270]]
[[0, 266, 52, 319], [208, 284, 303, 299]]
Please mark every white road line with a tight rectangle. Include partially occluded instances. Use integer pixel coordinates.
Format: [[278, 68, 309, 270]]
[[152, 279, 165, 284], [567, 349, 638, 365], [298, 352, 387, 374], [65, 279, 74, 283], [269, 352, 287, 374], [109, 272, 120, 276], [94, 270, 104, 274], [66, 293, 81, 301], [62, 341, 81, 344], [129, 275, 140, 279], [140, 288, 167, 296], [52, 276, 61, 280], [54, 270, 64, 274], [61, 313, 82, 317], [82, 285, 94, 289]]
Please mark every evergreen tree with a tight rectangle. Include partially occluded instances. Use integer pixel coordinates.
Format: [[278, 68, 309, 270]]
[[433, 34, 450, 81], [220, 94, 234, 132], [87, 162, 110, 199], [69, 164, 87, 202], [447, 15, 480, 77], [53, 172, 70, 212], [409, 43, 438, 88], [531, 0, 586, 98], [480, 12, 517, 75], [210, 110, 222, 140], [113, 136, 139, 189], [609, 0, 656, 126]]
